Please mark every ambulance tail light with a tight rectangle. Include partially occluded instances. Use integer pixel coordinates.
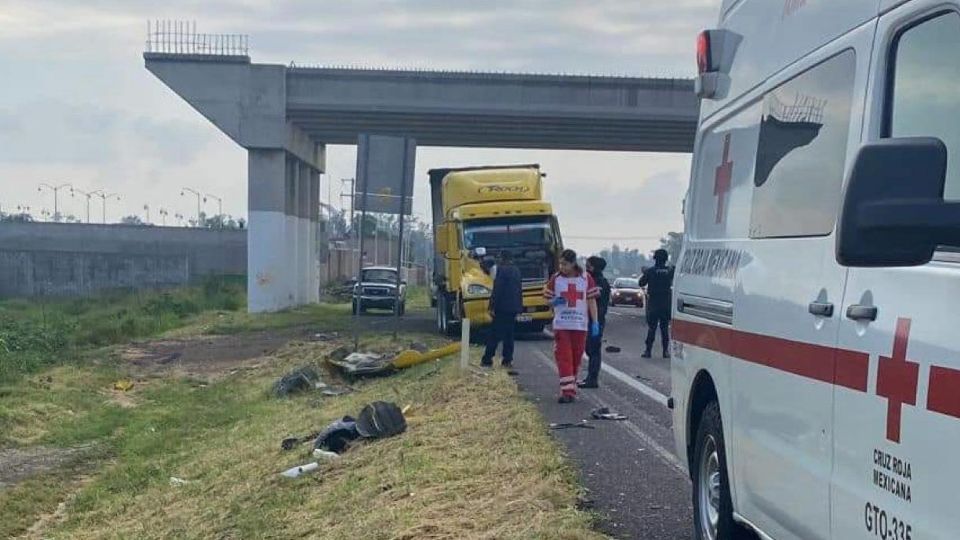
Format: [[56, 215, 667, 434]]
[[695, 29, 742, 100]]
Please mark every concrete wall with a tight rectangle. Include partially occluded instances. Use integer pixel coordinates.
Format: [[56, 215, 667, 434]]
[[0, 222, 245, 298]]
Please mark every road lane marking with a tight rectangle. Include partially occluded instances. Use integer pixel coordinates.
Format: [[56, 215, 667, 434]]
[[531, 348, 687, 476], [544, 329, 670, 408], [600, 363, 670, 408]]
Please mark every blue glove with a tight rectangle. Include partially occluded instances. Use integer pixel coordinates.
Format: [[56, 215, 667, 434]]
[[550, 296, 566, 307], [590, 321, 601, 337]]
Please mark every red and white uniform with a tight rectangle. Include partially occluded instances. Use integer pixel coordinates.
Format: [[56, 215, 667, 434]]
[[545, 271, 599, 397]]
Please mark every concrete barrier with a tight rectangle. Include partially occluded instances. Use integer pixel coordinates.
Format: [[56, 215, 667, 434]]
[[0, 222, 245, 298]]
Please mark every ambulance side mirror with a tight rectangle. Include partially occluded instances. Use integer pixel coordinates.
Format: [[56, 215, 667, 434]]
[[837, 137, 960, 267]]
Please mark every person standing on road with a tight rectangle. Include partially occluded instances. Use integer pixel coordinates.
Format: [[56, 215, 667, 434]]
[[481, 250, 523, 368], [639, 249, 675, 359], [579, 256, 611, 389], [545, 249, 600, 403]]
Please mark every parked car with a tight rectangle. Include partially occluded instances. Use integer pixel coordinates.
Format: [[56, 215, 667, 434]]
[[352, 266, 406, 315], [610, 277, 644, 308]]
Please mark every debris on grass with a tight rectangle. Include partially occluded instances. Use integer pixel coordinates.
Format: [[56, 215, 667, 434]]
[[112, 380, 134, 392], [280, 462, 319, 479], [272, 366, 324, 398], [312, 417, 360, 454]]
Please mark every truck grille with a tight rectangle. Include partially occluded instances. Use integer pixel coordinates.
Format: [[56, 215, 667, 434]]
[[363, 287, 392, 296]]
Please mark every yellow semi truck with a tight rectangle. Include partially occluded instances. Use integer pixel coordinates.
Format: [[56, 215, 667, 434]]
[[429, 164, 563, 336]]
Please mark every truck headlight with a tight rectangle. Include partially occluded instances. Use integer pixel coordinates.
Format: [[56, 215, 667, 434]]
[[466, 284, 491, 297]]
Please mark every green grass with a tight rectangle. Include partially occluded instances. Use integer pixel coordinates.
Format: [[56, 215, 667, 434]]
[[0, 286, 601, 539], [0, 277, 245, 383], [0, 323, 601, 539]]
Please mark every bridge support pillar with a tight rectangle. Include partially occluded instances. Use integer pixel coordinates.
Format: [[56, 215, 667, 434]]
[[248, 149, 322, 313]]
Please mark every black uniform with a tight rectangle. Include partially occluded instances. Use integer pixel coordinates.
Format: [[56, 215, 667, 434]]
[[482, 262, 523, 366], [639, 262, 675, 356], [583, 269, 611, 384]]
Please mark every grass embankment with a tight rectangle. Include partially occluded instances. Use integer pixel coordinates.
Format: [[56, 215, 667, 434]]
[[0, 277, 245, 383], [0, 287, 601, 539]]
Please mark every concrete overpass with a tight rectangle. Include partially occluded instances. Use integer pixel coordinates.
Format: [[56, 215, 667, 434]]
[[144, 45, 699, 312]]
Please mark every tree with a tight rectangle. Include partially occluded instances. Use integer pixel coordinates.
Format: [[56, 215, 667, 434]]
[[0, 212, 34, 223], [659, 231, 685, 264], [202, 214, 245, 230], [120, 215, 145, 226]]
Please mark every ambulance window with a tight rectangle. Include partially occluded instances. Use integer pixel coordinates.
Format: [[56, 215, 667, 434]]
[[749, 50, 856, 238], [888, 12, 960, 204]]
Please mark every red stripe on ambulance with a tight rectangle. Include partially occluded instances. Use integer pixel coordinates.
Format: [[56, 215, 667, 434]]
[[672, 319, 869, 391]]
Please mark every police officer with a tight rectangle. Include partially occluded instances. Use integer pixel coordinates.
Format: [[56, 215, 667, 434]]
[[639, 249, 675, 359], [579, 256, 611, 389], [482, 250, 523, 368]]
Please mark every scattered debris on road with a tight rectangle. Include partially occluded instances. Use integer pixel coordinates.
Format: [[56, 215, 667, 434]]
[[549, 420, 595, 430], [591, 407, 628, 421]]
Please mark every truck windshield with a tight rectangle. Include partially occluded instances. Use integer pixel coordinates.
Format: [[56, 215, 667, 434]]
[[462, 218, 553, 250], [361, 269, 397, 283]]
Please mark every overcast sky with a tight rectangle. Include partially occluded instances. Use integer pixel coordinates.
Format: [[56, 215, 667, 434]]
[[0, 0, 716, 255]]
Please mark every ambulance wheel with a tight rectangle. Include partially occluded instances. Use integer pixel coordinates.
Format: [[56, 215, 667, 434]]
[[692, 401, 736, 540]]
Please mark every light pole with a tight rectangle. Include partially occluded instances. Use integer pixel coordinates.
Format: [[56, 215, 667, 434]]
[[93, 192, 121, 223], [40, 208, 52, 222], [143, 204, 151, 224], [71, 188, 99, 223], [159, 208, 169, 226], [181, 187, 202, 226], [204, 193, 223, 228], [175, 213, 184, 226], [38, 182, 73, 222]]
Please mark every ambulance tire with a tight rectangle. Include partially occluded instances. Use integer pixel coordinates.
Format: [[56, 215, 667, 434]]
[[692, 401, 738, 540]]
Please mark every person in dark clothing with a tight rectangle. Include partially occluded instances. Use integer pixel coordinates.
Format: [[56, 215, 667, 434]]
[[482, 250, 523, 367], [579, 256, 611, 389], [639, 249, 675, 359]]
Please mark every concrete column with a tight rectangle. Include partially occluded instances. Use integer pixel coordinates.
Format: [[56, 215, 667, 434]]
[[285, 155, 302, 304], [308, 167, 321, 302], [296, 160, 309, 303], [248, 149, 292, 313]]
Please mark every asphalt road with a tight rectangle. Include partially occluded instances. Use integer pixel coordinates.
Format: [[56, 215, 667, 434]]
[[511, 305, 695, 540]]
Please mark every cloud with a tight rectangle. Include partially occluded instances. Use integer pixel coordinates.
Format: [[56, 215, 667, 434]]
[[0, 0, 711, 241]]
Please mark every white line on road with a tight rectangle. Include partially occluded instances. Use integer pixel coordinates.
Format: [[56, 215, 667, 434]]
[[531, 348, 687, 476], [599, 363, 670, 408]]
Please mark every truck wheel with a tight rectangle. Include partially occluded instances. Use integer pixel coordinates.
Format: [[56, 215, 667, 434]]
[[692, 401, 736, 540]]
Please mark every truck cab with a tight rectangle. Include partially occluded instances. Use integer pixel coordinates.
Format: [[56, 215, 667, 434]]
[[675, 1, 960, 539], [430, 165, 562, 335]]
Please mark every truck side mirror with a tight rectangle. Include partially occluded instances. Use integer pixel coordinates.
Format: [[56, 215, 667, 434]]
[[837, 137, 960, 267]]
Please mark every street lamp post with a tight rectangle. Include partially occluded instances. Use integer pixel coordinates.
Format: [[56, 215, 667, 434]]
[[175, 213, 184, 226], [159, 208, 169, 226], [143, 204, 151, 224], [38, 182, 73, 222], [93, 192, 121, 223], [70, 188, 100, 224], [204, 193, 223, 228], [181, 187, 202, 226]]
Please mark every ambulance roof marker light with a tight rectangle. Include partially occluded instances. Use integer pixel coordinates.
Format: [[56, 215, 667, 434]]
[[697, 31, 711, 75], [695, 29, 743, 100]]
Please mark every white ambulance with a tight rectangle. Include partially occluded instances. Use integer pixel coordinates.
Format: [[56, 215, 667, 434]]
[[672, 1, 960, 539]]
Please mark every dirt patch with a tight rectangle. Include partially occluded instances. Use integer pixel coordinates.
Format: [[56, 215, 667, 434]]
[[0, 446, 92, 490], [121, 329, 308, 379]]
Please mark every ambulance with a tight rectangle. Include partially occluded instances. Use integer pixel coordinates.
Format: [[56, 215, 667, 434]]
[[672, 1, 960, 539]]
